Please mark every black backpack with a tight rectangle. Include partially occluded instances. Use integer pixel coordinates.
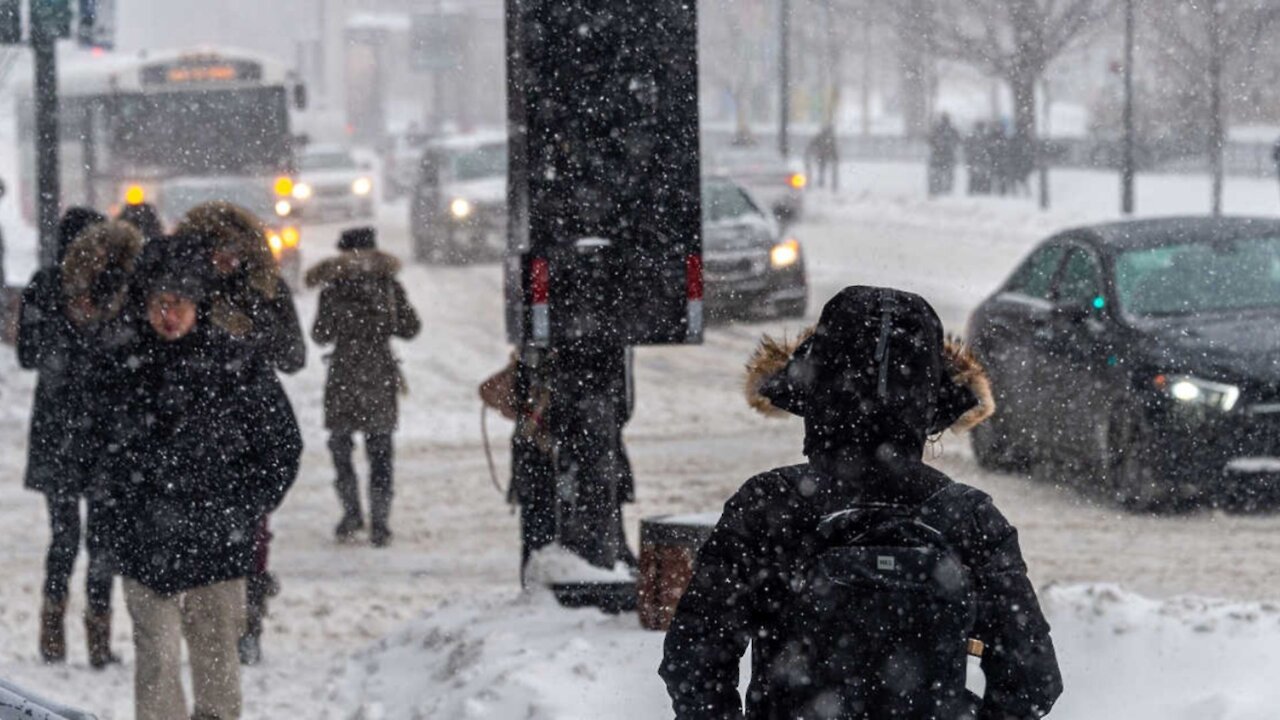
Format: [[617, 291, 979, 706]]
[[782, 482, 989, 720]]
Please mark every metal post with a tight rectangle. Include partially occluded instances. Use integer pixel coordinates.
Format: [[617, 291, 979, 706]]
[[778, 0, 790, 158], [1121, 0, 1135, 215], [32, 29, 60, 268]]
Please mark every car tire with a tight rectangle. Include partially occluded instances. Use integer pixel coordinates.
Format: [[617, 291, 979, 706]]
[[970, 411, 1031, 474], [1103, 406, 1178, 512]]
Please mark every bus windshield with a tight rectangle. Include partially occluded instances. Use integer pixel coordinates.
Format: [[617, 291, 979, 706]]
[[107, 87, 291, 175]]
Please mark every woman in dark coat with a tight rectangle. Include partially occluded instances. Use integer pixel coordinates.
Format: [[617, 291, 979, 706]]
[[307, 227, 420, 546], [100, 234, 301, 720], [660, 287, 1062, 720], [17, 208, 139, 667], [175, 200, 305, 665]]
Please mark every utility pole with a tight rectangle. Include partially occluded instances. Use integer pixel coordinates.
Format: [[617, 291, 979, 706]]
[[1121, 0, 1135, 215], [778, 0, 790, 158], [1207, 0, 1224, 216], [31, 1, 71, 268]]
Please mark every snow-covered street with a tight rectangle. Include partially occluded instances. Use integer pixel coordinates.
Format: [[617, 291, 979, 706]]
[[3, 156, 1280, 718]]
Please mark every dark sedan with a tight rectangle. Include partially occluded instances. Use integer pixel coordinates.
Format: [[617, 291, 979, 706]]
[[702, 176, 808, 320], [967, 217, 1280, 510]]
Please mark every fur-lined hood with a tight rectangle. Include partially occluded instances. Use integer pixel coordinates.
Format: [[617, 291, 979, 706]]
[[305, 249, 402, 288], [60, 220, 143, 323], [175, 201, 279, 300], [744, 310, 995, 437]]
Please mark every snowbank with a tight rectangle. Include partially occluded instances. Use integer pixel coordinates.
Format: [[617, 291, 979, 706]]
[[335, 584, 1280, 720]]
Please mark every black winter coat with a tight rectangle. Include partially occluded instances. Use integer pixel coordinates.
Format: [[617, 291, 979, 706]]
[[17, 269, 136, 496], [99, 325, 301, 595], [307, 251, 420, 433], [661, 457, 1062, 720]]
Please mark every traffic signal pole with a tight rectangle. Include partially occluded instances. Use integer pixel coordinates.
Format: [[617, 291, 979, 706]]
[[1121, 0, 1135, 215], [31, 14, 61, 268]]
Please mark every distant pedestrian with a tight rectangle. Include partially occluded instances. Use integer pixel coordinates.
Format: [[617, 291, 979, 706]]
[[17, 207, 138, 669], [99, 234, 301, 720], [805, 125, 840, 191], [177, 201, 305, 666], [307, 227, 420, 547], [117, 202, 165, 240], [965, 122, 992, 195], [928, 114, 961, 196], [661, 286, 1062, 719]]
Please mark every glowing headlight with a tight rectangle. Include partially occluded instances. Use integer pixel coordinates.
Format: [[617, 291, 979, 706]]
[[282, 226, 300, 248], [267, 232, 284, 257], [770, 238, 801, 268], [274, 176, 294, 197], [1156, 375, 1240, 412], [275, 200, 292, 217], [352, 177, 373, 196], [789, 172, 807, 190], [124, 185, 146, 206], [292, 182, 313, 201], [450, 198, 473, 219]]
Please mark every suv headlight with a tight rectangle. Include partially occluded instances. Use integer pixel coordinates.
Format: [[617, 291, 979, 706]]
[[770, 238, 800, 268], [352, 177, 373, 196], [450, 198, 473, 219], [1156, 374, 1240, 412]]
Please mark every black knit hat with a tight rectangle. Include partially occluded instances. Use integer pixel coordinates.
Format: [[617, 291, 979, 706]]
[[57, 207, 108, 262], [338, 227, 376, 251]]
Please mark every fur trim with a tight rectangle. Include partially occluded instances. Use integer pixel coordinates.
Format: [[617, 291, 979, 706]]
[[60, 220, 143, 305], [175, 201, 279, 300], [304, 249, 402, 288], [744, 326, 814, 417], [942, 339, 995, 433]]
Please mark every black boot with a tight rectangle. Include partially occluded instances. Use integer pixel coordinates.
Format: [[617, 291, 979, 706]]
[[368, 433, 395, 548], [330, 433, 364, 540], [39, 597, 66, 664], [85, 609, 120, 669]]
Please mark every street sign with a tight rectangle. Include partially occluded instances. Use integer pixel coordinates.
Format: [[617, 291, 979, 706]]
[[0, 0, 20, 44], [410, 11, 465, 72], [78, 0, 115, 49]]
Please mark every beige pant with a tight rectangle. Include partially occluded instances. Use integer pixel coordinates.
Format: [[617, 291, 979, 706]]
[[124, 578, 245, 720]]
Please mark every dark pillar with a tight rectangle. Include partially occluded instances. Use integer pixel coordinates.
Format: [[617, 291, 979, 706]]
[[33, 30, 60, 268]]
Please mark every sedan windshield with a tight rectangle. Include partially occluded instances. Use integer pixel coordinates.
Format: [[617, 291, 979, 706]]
[[1115, 237, 1280, 317], [703, 181, 762, 223], [301, 152, 357, 171], [452, 144, 507, 181]]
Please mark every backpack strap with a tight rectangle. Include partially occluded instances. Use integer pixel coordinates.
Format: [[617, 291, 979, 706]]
[[914, 482, 990, 540]]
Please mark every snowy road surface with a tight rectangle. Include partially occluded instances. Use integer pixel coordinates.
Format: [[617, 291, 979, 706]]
[[2, 159, 1279, 718]]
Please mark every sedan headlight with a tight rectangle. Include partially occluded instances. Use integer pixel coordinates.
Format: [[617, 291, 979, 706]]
[[1156, 374, 1240, 412], [770, 238, 801, 268], [450, 198, 473, 219], [352, 177, 373, 196], [292, 182, 313, 201]]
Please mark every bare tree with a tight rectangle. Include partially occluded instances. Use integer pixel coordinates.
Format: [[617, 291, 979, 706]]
[[1145, 0, 1280, 215], [893, 0, 1117, 141]]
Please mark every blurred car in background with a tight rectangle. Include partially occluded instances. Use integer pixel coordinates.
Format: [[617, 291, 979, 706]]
[[967, 217, 1280, 510], [410, 131, 508, 263], [702, 175, 807, 320], [294, 145, 375, 221], [379, 126, 431, 201], [705, 144, 807, 224]]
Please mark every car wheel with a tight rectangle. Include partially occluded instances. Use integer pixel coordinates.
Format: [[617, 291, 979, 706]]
[[970, 410, 1031, 474], [1104, 407, 1176, 512]]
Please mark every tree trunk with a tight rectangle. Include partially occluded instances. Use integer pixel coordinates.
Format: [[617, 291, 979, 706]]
[[1009, 71, 1038, 142]]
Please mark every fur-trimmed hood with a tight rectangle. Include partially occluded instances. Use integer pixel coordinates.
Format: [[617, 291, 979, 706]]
[[744, 288, 995, 441], [175, 201, 279, 300], [60, 220, 144, 323], [305, 249, 402, 288]]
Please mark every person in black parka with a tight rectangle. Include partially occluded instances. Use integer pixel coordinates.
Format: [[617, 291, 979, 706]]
[[176, 201, 306, 665], [17, 207, 138, 667], [660, 286, 1062, 720], [100, 234, 301, 720]]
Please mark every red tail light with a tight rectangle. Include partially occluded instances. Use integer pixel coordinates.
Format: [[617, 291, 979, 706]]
[[686, 253, 703, 301]]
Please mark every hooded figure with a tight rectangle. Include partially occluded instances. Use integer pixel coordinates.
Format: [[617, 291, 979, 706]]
[[175, 201, 304, 665], [660, 287, 1061, 720], [307, 227, 420, 546], [99, 234, 301, 720], [16, 208, 141, 667]]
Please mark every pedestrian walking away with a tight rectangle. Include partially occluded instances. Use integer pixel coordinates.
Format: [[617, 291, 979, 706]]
[[177, 200, 306, 665], [17, 208, 139, 669], [307, 227, 421, 547], [98, 234, 301, 720], [928, 113, 960, 196], [660, 286, 1062, 719]]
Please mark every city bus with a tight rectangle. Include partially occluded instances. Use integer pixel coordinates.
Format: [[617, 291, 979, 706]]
[[14, 46, 308, 277]]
